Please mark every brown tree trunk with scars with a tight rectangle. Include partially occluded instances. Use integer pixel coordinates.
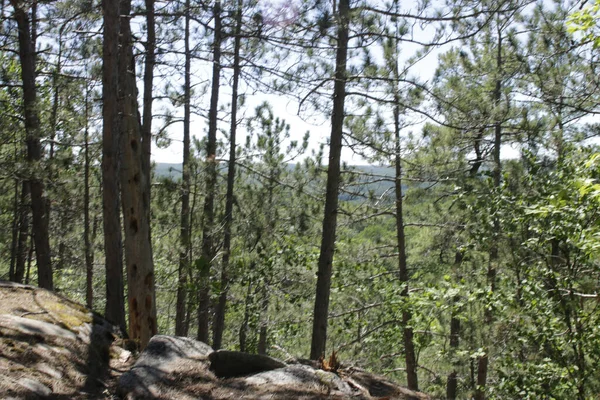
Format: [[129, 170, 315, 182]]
[[119, 0, 157, 350], [10, 0, 52, 290], [310, 0, 350, 360], [102, 0, 127, 333], [197, 0, 222, 344], [175, 0, 192, 337], [212, 0, 243, 350]]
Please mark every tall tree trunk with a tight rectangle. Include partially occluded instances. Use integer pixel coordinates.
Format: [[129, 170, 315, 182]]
[[393, 78, 418, 393], [175, 0, 192, 337], [310, 0, 350, 360], [212, 0, 243, 350], [141, 0, 154, 227], [119, 0, 157, 350], [389, 15, 419, 390], [197, 0, 222, 344], [84, 84, 94, 309], [10, 0, 52, 290], [102, 0, 127, 333], [476, 29, 503, 400]]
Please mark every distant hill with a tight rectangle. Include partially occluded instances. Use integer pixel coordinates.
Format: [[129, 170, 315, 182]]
[[153, 162, 182, 179], [153, 162, 401, 201]]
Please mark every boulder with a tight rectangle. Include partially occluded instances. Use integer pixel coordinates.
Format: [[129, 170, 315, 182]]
[[208, 350, 287, 378], [118, 335, 213, 399]]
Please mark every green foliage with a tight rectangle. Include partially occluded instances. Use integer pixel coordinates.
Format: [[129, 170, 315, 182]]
[[568, 0, 600, 48]]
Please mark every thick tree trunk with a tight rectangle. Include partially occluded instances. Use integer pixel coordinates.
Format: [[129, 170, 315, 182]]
[[197, 0, 222, 344], [310, 0, 350, 360], [102, 0, 127, 333], [175, 0, 192, 337], [212, 0, 243, 350], [11, 0, 52, 290], [119, 0, 157, 350]]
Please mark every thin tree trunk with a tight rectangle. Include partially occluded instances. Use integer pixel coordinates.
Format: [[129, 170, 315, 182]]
[[14, 182, 31, 284], [141, 0, 154, 227], [175, 0, 192, 337], [390, 20, 418, 391], [102, 0, 126, 333], [9, 179, 20, 281], [257, 281, 270, 355], [119, 0, 157, 350], [84, 84, 94, 309], [26, 231, 34, 285], [197, 0, 222, 344], [10, 0, 52, 290], [474, 354, 488, 400], [212, 0, 243, 350], [477, 29, 503, 400], [239, 281, 253, 353], [310, 0, 350, 360], [447, 252, 463, 400]]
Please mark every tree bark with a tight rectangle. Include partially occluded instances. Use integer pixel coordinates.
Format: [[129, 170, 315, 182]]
[[212, 0, 243, 350], [119, 0, 157, 350], [446, 253, 463, 400], [84, 84, 94, 309], [197, 0, 222, 344], [141, 0, 154, 229], [14, 181, 31, 284], [102, 0, 127, 333], [9, 179, 19, 281], [310, 0, 350, 360], [175, 0, 192, 337], [10, 0, 52, 290]]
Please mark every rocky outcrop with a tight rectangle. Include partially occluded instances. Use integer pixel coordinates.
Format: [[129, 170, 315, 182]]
[[0, 281, 429, 400], [0, 281, 130, 399], [118, 339, 430, 400]]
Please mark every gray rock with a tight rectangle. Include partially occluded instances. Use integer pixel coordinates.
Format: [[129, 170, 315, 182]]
[[245, 365, 320, 387], [0, 314, 77, 341], [208, 350, 287, 378], [118, 335, 213, 399], [17, 377, 52, 397]]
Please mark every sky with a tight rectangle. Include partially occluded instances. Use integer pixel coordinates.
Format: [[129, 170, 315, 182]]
[[149, 0, 524, 167]]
